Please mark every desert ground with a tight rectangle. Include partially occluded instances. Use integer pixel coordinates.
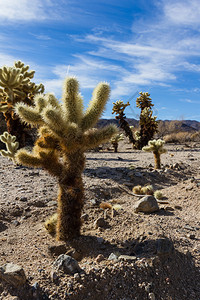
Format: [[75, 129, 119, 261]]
[[0, 139, 199, 300]]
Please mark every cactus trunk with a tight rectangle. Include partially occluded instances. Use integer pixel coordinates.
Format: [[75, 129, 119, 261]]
[[4, 112, 33, 148], [56, 151, 85, 241], [154, 151, 161, 169]]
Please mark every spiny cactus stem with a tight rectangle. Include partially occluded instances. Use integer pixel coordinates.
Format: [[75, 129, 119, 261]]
[[154, 151, 161, 169], [56, 151, 85, 240]]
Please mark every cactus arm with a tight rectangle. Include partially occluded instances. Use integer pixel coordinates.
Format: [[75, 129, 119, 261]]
[[62, 77, 83, 124], [81, 82, 110, 131], [16, 148, 63, 177], [14, 102, 44, 126], [83, 124, 118, 150]]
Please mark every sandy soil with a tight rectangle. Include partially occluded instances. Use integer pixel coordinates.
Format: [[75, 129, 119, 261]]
[[0, 140, 200, 300]]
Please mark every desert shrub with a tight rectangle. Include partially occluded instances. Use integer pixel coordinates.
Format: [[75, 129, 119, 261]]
[[164, 132, 195, 144]]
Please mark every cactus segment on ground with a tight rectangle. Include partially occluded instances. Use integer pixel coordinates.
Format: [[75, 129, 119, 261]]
[[112, 100, 136, 145], [142, 139, 167, 169], [0, 61, 44, 147], [15, 76, 117, 241], [0, 131, 19, 163]]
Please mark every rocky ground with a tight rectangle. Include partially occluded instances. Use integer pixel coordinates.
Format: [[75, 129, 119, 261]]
[[0, 140, 199, 300]]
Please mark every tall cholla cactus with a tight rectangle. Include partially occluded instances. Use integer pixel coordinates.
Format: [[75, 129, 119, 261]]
[[112, 100, 135, 145], [135, 92, 158, 149], [142, 139, 167, 169], [0, 131, 19, 163], [0, 61, 44, 147], [14, 77, 117, 241]]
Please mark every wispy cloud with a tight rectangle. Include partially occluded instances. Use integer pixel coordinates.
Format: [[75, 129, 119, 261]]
[[0, 0, 62, 22], [180, 98, 200, 104], [164, 0, 200, 27]]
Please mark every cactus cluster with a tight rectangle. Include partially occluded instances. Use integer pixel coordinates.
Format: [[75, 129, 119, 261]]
[[142, 139, 167, 169], [112, 100, 136, 145], [14, 76, 117, 241], [0, 131, 19, 163], [132, 184, 154, 195], [0, 61, 44, 147]]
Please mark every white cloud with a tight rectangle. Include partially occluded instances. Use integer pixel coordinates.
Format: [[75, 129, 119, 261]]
[[0, 0, 58, 22], [164, 0, 200, 27]]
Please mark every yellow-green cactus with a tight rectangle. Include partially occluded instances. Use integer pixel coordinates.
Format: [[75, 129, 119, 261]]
[[0, 131, 19, 163], [0, 61, 44, 147], [110, 133, 124, 152], [142, 139, 167, 169], [15, 76, 117, 241], [45, 213, 57, 235]]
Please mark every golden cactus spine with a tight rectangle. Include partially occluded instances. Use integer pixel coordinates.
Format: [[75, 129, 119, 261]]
[[15, 76, 117, 241]]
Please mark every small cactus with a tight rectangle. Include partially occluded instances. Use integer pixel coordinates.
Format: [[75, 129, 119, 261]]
[[154, 190, 163, 200], [110, 133, 124, 152], [0, 131, 19, 163], [142, 139, 167, 169], [45, 213, 57, 235]]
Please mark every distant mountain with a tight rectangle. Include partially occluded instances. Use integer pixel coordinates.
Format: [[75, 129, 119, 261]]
[[97, 118, 200, 132]]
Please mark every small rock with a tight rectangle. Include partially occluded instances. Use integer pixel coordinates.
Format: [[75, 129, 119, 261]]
[[94, 217, 107, 229], [148, 292, 156, 300], [134, 196, 159, 213], [96, 254, 104, 263], [108, 253, 119, 261], [81, 213, 89, 221], [0, 263, 27, 286], [174, 205, 182, 210], [165, 206, 174, 211], [11, 220, 20, 226], [118, 255, 137, 261], [52, 254, 82, 275], [50, 270, 59, 282], [188, 234, 196, 239], [134, 172, 143, 177], [19, 197, 28, 202]]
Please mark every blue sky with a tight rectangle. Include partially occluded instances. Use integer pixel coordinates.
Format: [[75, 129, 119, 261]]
[[1, 0, 200, 121]]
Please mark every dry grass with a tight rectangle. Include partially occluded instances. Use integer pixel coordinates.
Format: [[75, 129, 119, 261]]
[[163, 131, 199, 143]]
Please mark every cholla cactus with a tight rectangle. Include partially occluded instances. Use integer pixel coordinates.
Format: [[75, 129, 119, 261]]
[[154, 190, 163, 200], [110, 133, 124, 152], [112, 100, 136, 145], [0, 131, 19, 163], [15, 77, 117, 241], [142, 139, 167, 169], [136, 92, 154, 110], [135, 92, 158, 149], [0, 61, 44, 147]]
